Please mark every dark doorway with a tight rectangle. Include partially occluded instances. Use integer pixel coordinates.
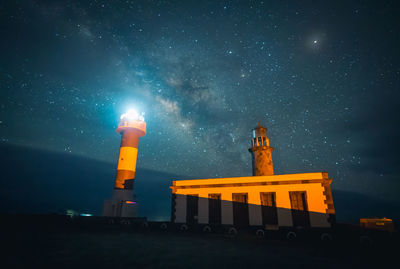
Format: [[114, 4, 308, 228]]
[[232, 193, 249, 227], [208, 193, 221, 224], [260, 192, 278, 225], [170, 194, 176, 222], [186, 194, 198, 224], [289, 191, 310, 228]]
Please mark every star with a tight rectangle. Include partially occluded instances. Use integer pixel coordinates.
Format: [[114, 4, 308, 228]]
[[1, 0, 399, 206]]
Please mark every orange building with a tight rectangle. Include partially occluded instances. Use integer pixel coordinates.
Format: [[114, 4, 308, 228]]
[[170, 123, 335, 230]]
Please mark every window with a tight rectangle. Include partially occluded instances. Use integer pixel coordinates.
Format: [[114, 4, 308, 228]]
[[232, 193, 248, 203], [260, 192, 276, 207], [289, 191, 308, 211], [208, 194, 221, 224], [232, 193, 249, 226], [208, 193, 221, 200], [186, 194, 198, 224], [260, 192, 278, 225], [289, 191, 310, 228]]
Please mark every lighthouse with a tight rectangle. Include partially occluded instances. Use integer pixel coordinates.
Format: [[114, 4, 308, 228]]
[[248, 122, 274, 176], [171, 122, 335, 228], [103, 109, 146, 218]]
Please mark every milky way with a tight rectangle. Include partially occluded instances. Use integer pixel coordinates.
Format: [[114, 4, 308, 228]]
[[1, 1, 399, 202]]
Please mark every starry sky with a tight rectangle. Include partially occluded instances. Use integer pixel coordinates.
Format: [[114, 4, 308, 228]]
[[1, 1, 399, 203]]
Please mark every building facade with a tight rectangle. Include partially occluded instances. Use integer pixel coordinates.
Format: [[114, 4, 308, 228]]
[[170, 123, 335, 229]]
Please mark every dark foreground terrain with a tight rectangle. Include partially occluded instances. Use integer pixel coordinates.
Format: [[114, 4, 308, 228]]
[[2, 214, 398, 269]]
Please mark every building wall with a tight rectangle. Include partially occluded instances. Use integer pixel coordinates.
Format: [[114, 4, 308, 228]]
[[171, 173, 333, 228], [174, 194, 187, 223]]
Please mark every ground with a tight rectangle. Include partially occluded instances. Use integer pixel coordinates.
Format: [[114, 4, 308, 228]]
[[2, 215, 397, 269]]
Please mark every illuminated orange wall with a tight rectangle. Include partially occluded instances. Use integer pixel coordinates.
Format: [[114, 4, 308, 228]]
[[171, 172, 335, 227]]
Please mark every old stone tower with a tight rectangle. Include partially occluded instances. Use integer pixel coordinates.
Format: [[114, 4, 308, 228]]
[[248, 122, 274, 176]]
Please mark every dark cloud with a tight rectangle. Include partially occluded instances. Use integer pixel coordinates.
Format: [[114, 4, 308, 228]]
[[0, 143, 186, 220], [1, 143, 399, 221], [344, 99, 400, 175]]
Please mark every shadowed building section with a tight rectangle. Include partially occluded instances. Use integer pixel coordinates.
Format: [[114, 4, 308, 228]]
[[103, 109, 146, 218], [170, 123, 335, 229], [170, 173, 335, 228]]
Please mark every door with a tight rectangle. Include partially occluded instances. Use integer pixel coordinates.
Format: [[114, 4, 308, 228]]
[[208, 193, 221, 225], [289, 191, 310, 228], [232, 193, 249, 227], [260, 192, 278, 225], [186, 194, 198, 224]]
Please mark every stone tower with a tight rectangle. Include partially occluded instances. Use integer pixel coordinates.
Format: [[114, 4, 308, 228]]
[[248, 122, 274, 176]]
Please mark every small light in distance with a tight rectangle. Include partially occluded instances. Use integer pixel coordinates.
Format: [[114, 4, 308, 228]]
[[125, 201, 136, 204]]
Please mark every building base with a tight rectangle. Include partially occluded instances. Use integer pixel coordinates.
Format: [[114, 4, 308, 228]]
[[103, 189, 137, 217]]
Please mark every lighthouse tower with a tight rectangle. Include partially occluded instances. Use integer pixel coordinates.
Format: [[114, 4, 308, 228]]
[[248, 122, 274, 176], [103, 109, 146, 218]]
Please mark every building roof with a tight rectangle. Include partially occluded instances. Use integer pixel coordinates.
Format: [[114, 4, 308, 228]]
[[171, 172, 330, 189]]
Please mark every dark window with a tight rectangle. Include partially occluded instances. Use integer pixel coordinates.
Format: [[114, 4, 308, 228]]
[[171, 194, 176, 223], [289, 191, 310, 228], [260, 192, 278, 225], [232, 193, 249, 227], [208, 194, 221, 225], [186, 194, 198, 224]]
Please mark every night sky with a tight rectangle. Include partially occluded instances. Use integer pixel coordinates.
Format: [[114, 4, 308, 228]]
[[1, 1, 399, 204]]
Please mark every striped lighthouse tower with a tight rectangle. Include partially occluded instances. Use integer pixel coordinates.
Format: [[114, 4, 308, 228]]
[[103, 109, 146, 218]]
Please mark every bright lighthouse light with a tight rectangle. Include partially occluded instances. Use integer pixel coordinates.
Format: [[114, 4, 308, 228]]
[[120, 108, 145, 122]]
